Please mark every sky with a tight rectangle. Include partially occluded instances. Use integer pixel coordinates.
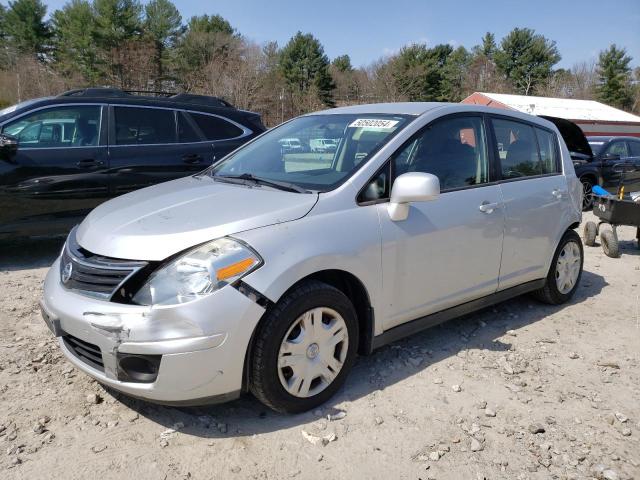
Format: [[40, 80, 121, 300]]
[[42, 0, 640, 69]]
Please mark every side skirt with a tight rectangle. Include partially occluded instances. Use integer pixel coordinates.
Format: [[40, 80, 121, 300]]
[[370, 279, 545, 351]]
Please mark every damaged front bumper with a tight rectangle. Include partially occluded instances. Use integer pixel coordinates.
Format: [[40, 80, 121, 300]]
[[41, 257, 266, 404]]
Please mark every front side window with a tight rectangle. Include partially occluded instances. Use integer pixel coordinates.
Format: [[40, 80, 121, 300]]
[[3, 105, 101, 148], [394, 116, 490, 191], [211, 114, 411, 192], [114, 107, 176, 145], [603, 141, 628, 158], [190, 113, 243, 140]]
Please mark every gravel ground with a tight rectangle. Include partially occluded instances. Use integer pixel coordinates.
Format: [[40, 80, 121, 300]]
[[0, 212, 638, 480]]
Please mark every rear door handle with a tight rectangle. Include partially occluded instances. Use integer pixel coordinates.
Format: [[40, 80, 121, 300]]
[[76, 159, 104, 168], [478, 201, 500, 213], [182, 153, 203, 164]]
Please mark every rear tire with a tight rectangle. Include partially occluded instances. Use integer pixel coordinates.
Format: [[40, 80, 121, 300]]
[[583, 221, 597, 247], [249, 280, 358, 413], [601, 230, 619, 258], [533, 230, 583, 305]]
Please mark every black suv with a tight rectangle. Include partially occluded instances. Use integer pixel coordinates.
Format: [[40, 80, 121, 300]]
[[540, 116, 640, 210], [0, 88, 265, 238]]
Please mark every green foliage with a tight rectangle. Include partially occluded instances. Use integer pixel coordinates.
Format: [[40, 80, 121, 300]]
[[144, 0, 182, 47], [174, 14, 236, 74], [4, 0, 50, 55], [441, 46, 471, 102], [187, 14, 233, 36], [93, 0, 142, 50], [596, 44, 633, 110], [279, 32, 335, 106], [332, 54, 352, 73], [477, 32, 496, 59], [51, 0, 100, 82], [495, 27, 560, 95], [0, 3, 6, 40], [393, 43, 453, 101]]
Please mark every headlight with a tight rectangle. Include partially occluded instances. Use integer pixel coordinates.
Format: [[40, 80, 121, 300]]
[[132, 238, 262, 306]]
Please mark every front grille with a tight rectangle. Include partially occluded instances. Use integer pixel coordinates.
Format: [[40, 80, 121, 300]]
[[60, 227, 147, 300], [63, 335, 104, 371]]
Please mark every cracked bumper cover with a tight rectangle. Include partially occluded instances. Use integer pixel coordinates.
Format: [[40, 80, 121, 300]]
[[41, 258, 266, 404]]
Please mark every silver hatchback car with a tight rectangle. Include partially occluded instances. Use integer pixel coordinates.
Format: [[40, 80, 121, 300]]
[[41, 103, 583, 413]]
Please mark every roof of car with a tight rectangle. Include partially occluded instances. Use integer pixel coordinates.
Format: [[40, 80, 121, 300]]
[[587, 136, 640, 142], [311, 102, 451, 116]]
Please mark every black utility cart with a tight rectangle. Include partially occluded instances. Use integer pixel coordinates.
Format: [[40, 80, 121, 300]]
[[583, 164, 640, 258]]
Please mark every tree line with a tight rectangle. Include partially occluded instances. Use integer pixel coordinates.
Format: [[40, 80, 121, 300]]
[[1, 0, 638, 126]]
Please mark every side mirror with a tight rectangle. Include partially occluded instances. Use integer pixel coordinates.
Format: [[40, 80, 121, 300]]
[[388, 172, 440, 221], [602, 153, 620, 161], [0, 133, 18, 161]]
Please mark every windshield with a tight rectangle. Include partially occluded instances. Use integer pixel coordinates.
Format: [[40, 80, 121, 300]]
[[588, 141, 605, 155], [210, 114, 412, 192], [0, 98, 48, 120]]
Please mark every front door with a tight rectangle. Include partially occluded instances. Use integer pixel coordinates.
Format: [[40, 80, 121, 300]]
[[374, 115, 505, 330], [0, 104, 109, 235]]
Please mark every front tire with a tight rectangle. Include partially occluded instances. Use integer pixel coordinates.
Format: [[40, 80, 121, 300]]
[[581, 177, 595, 211], [249, 280, 358, 413], [533, 230, 583, 305]]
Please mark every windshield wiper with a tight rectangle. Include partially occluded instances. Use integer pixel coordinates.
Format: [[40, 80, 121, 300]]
[[213, 173, 309, 193]]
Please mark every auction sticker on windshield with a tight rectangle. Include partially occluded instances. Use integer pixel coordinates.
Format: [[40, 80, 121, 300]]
[[348, 118, 400, 129]]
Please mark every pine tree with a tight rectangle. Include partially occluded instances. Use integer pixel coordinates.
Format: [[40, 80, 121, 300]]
[[596, 44, 633, 110]]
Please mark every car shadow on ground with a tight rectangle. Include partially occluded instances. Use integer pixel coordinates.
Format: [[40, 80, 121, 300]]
[[107, 269, 608, 439], [0, 237, 65, 271]]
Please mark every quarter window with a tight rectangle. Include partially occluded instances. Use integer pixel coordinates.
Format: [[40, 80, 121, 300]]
[[190, 113, 243, 140], [3, 105, 101, 148], [393, 116, 490, 191], [114, 107, 176, 145], [534, 128, 560, 174]]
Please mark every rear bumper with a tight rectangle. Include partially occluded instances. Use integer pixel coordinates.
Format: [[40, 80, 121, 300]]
[[41, 257, 266, 403]]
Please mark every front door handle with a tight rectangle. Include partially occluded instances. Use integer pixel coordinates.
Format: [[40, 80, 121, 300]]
[[552, 189, 564, 199], [478, 201, 500, 213], [182, 153, 203, 164], [76, 159, 104, 168]]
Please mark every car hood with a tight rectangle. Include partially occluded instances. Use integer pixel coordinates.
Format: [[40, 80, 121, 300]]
[[76, 175, 318, 261]]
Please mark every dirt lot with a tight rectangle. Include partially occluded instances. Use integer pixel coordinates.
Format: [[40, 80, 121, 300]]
[[0, 212, 638, 480]]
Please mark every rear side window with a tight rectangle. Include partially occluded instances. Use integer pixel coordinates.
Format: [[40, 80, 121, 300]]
[[190, 113, 243, 140], [492, 118, 553, 178], [534, 128, 560, 174], [178, 112, 201, 143], [629, 141, 640, 156], [114, 107, 176, 145]]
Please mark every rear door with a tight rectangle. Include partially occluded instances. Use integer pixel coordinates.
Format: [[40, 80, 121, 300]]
[[0, 103, 109, 235], [491, 117, 571, 290], [108, 105, 213, 195], [624, 140, 640, 191]]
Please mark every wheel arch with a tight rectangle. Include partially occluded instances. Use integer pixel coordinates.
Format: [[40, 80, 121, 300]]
[[241, 268, 375, 392]]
